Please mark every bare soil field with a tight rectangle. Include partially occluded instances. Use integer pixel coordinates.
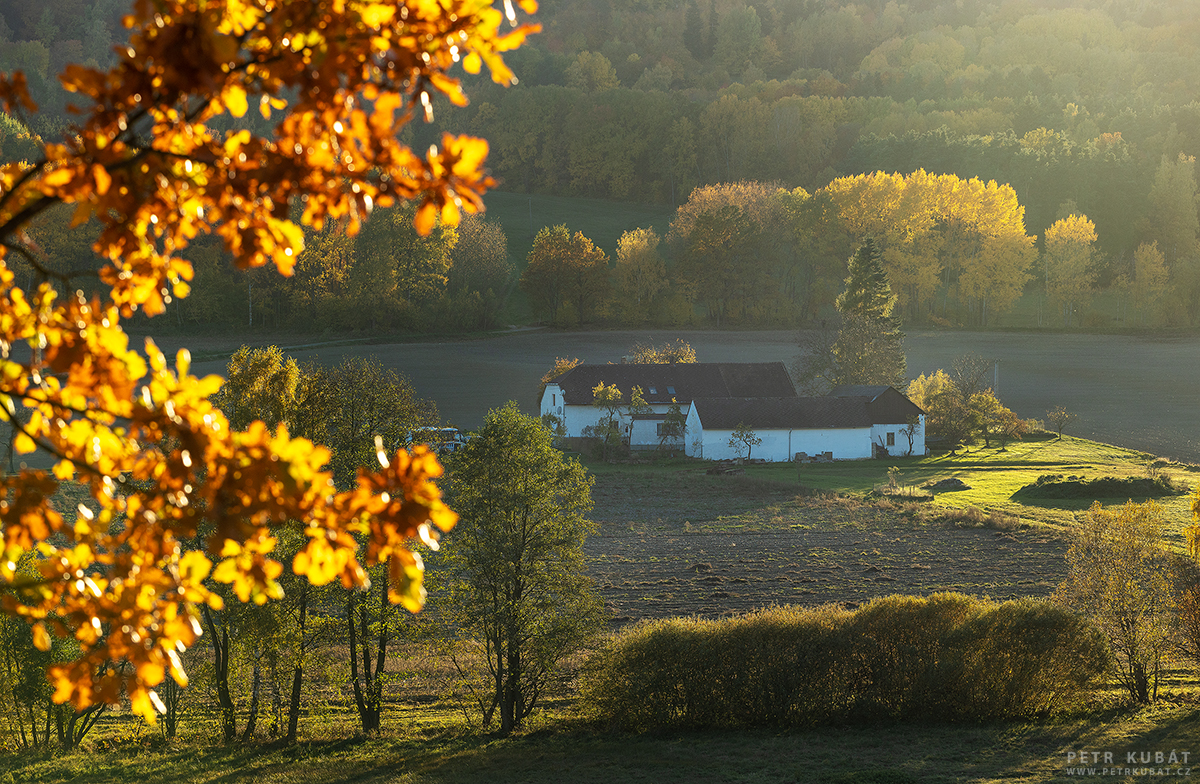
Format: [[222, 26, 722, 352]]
[[583, 467, 1066, 623]]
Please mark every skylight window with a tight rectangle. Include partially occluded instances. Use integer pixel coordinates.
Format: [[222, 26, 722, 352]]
[[649, 386, 657, 394], [667, 386, 675, 394]]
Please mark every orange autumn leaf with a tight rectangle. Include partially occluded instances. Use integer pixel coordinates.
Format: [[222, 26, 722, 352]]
[[0, 0, 531, 723]]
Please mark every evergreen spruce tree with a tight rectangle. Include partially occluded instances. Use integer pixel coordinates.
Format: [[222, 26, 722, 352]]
[[833, 238, 906, 388], [795, 238, 907, 392], [836, 237, 898, 320]]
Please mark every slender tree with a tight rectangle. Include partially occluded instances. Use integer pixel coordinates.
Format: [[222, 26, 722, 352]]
[[442, 404, 603, 735], [1055, 501, 1172, 704]]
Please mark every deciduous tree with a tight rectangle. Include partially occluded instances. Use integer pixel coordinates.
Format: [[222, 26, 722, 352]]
[[676, 205, 766, 326], [520, 225, 609, 325], [539, 356, 581, 396], [1130, 241, 1168, 326], [1046, 406, 1077, 438], [609, 227, 666, 325], [1055, 501, 1172, 704], [0, 0, 537, 721], [446, 215, 511, 297], [587, 381, 624, 460], [627, 338, 696, 364], [441, 403, 602, 735], [659, 398, 687, 452], [728, 422, 761, 461], [1043, 213, 1099, 327], [907, 368, 974, 451]]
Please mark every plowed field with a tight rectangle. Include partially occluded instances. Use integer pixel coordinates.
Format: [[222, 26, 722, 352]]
[[583, 467, 1067, 623]]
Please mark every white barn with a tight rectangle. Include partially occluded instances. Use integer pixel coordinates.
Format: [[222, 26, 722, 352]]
[[540, 362, 798, 448], [684, 386, 925, 462]]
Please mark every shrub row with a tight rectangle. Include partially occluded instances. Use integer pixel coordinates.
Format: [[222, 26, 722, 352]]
[[580, 594, 1108, 731], [1013, 474, 1185, 499]]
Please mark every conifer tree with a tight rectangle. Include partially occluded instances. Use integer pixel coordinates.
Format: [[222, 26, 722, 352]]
[[836, 237, 897, 320], [832, 238, 906, 388]]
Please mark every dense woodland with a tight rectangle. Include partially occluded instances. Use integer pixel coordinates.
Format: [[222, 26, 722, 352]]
[[3, 0, 1200, 331]]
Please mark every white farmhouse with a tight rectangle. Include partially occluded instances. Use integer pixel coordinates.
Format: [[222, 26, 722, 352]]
[[684, 385, 925, 462], [539, 362, 798, 449]]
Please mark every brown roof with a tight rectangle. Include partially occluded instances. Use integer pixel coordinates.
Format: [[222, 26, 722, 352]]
[[551, 362, 796, 405], [690, 397, 874, 430]]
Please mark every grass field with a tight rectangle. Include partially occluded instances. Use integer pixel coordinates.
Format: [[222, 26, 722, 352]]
[[481, 190, 676, 268], [8, 435, 1200, 783], [731, 433, 1198, 540], [8, 697, 1200, 783]]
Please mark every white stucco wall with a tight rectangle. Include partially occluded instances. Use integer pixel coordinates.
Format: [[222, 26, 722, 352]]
[[540, 384, 566, 421], [791, 428, 874, 461], [694, 426, 874, 462], [870, 414, 925, 457], [684, 403, 875, 461], [630, 418, 684, 450]]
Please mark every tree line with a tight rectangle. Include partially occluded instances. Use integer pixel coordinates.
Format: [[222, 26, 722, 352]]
[[12, 201, 516, 334], [522, 165, 1199, 329], [408, 0, 1200, 258]]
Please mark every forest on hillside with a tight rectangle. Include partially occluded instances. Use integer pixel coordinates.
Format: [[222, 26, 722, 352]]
[[2, 0, 1199, 331]]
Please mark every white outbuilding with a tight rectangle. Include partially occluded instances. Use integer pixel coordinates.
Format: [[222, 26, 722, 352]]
[[684, 386, 925, 462]]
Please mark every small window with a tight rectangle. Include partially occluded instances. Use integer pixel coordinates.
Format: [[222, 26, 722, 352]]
[[667, 386, 675, 394], [656, 423, 665, 436], [649, 386, 657, 394], [886, 432, 895, 446], [552, 394, 556, 406]]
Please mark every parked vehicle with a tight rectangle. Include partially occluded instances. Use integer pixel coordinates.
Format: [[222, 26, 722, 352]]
[[408, 427, 469, 454]]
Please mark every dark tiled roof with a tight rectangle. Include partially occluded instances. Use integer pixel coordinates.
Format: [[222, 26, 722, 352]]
[[690, 397, 874, 430], [829, 385, 890, 399], [828, 385, 924, 424], [551, 362, 796, 405]]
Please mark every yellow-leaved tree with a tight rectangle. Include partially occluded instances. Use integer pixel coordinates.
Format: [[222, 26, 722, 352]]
[[1043, 213, 1099, 327], [0, 0, 538, 721], [822, 170, 1035, 325]]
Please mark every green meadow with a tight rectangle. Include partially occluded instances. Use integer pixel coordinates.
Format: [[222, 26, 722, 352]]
[[743, 433, 1197, 537], [481, 190, 676, 268], [7, 699, 1200, 783]]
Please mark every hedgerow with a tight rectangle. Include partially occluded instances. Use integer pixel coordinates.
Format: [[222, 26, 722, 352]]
[[581, 594, 1108, 731]]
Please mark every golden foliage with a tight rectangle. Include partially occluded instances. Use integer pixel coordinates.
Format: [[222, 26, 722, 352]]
[[823, 170, 1035, 323], [0, 0, 538, 721]]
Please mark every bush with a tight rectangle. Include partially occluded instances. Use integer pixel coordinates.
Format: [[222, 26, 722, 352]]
[[1013, 474, 1185, 500], [580, 595, 1107, 731]]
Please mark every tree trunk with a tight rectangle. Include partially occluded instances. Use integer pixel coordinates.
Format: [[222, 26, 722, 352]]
[[369, 558, 391, 734], [286, 583, 308, 744], [161, 676, 184, 739], [347, 590, 368, 732], [241, 644, 261, 742], [204, 605, 237, 743], [359, 599, 377, 733], [62, 704, 104, 751]]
